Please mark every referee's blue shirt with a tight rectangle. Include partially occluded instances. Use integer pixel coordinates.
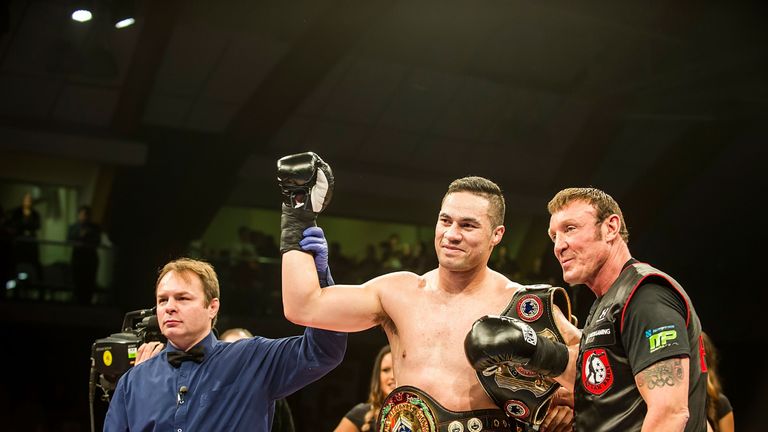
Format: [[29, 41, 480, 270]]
[[103, 328, 347, 431]]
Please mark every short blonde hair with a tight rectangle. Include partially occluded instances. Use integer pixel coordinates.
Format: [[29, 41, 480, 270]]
[[547, 187, 629, 243]]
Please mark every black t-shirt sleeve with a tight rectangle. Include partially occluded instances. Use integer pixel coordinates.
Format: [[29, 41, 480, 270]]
[[717, 392, 733, 419], [621, 281, 691, 375], [345, 403, 371, 429]]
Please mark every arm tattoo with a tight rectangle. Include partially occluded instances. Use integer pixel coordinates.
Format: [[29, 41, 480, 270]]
[[637, 358, 684, 390]]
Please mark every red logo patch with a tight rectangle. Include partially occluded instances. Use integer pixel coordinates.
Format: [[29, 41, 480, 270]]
[[581, 348, 613, 395], [517, 294, 543, 322]]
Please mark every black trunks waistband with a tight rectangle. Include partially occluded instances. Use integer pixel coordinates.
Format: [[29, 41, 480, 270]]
[[378, 386, 513, 432]]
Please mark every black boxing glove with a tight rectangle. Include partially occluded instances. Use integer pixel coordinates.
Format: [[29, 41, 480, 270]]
[[277, 152, 334, 253], [464, 315, 569, 377]]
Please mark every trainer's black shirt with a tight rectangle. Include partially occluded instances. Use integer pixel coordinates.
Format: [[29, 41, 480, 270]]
[[574, 261, 707, 431]]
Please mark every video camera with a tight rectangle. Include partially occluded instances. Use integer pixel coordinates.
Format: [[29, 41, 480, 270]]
[[91, 307, 166, 386], [88, 308, 165, 429]]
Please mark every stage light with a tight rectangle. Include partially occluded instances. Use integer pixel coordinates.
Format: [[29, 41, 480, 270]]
[[71, 9, 93, 23], [70, 0, 94, 22], [114, 17, 134, 28], [70, 0, 136, 29], [112, 0, 136, 29]]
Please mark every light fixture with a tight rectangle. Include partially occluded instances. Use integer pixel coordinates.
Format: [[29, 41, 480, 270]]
[[70, 0, 137, 29], [114, 17, 135, 29], [112, 0, 137, 29], [70, 0, 94, 23], [71, 9, 93, 23]]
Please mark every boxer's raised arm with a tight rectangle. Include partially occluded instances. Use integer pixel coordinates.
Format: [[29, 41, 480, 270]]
[[278, 152, 384, 332], [282, 250, 383, 331]]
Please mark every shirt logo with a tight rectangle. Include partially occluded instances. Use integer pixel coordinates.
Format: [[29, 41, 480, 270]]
[[585, 327, 611, 343], [645, 325, 678, 353], [596, 307, 609, 322], [581, 348, 614, 395]]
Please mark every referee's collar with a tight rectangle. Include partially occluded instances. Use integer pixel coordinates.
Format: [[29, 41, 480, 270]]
[[165, 331, 217, 356]]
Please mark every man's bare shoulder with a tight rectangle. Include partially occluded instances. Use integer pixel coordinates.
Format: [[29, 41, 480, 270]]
[[365, 270, 425, 289], [489, 268, 524, 292]]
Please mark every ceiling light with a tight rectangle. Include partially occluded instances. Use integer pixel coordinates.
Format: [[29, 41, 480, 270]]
[[114, 17, 135, 29], [112, 0, 137, 29], [71, 9, 93, 23]]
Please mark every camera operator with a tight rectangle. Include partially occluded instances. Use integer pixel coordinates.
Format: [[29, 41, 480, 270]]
[[103, 254, 346, 431]]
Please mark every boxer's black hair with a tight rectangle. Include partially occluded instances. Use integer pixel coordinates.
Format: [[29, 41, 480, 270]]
[[444, 176, 505, 228]]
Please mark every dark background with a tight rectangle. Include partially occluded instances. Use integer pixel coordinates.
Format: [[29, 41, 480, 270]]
[[1, 1, 767, 431]]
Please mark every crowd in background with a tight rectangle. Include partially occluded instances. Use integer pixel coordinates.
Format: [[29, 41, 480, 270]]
[[1, 193, 105, 304], [1, 190, 558, 310]]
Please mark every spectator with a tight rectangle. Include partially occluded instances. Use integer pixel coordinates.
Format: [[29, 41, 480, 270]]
[[0, 204, 14, 293], [67, 205, 102, 305], [702, 332, 734, 432], [8, 192, 42, 283], [491, 244, 520, 279], [334, 345, 394, 432]]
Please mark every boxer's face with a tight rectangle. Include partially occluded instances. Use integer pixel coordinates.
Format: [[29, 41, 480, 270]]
[[156, 270, 219, 350], [435, 192, 503, 271], [548, 200, 611, 287]]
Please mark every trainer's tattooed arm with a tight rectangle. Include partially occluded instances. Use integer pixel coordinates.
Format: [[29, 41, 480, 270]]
[[635, 357, 691, 431], [637, 357, 685, 389]]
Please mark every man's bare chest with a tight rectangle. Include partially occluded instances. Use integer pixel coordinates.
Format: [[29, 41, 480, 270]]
[[392, 292, 512, 345]]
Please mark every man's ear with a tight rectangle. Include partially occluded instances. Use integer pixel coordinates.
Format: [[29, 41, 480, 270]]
[[209, 298, 220, 318], [604, 214, 621, 241], [491, 225, 505, 246]]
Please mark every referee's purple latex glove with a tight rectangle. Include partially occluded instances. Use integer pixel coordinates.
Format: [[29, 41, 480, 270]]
[[300, 226, 329, 275]]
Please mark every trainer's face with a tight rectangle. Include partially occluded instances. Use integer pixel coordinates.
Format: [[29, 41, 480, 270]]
[[548, 200, 610, 287], [379, 353, 395, 397], [156, 270, 219, 350], [435, 192, 503, 271]]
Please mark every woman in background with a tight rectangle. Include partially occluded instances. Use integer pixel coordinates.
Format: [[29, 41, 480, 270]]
[[334, 345, 394, 432], [703, 331, 735, 432]]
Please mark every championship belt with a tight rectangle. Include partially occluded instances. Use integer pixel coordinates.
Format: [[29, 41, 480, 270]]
[[476, 285, 573, 426], [378, 386, 513, 432]]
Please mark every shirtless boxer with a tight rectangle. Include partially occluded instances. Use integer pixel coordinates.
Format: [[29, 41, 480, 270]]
[[278, 152, 580, 431]]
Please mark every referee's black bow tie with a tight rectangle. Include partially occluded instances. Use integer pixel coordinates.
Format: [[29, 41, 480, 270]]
[[167, 346, 205, 368]]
